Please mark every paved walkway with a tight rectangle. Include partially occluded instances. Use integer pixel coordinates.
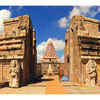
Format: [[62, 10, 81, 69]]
[[63, 86, 100, 94], [0, 75, 68, 94], [1, 75, 100, 94], [0, 81, 46, 94], [45, 76, 68, 94]]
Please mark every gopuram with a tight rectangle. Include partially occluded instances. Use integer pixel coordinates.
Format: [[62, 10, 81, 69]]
[[64, 16, 100, 87], [0, 15, 37, 87], [40, 41, 60, 75]]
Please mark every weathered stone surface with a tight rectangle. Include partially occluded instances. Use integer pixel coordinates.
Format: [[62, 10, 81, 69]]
[[64, 30, 70, 76], [85, 60, 97, 87], [0, 15, 37, 85], [32, 29, 37, 78], [64, 15, 100, 85], [9, 60, 20, 88]]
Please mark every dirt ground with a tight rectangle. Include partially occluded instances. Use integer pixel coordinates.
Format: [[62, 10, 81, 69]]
[[0, 75, 100, 94]]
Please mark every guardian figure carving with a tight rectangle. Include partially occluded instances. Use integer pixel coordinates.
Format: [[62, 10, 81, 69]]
[[9, 60, 20, 88], [86, 60, 97, 87]]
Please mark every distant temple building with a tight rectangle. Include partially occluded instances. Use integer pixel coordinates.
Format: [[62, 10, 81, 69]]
[[40, 41, 60, 75]]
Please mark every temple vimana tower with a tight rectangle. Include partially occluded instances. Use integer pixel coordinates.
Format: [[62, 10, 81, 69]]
[[0, 15, 37, 84], [40, 41, 60, 75], [64, 16, 100, 86]]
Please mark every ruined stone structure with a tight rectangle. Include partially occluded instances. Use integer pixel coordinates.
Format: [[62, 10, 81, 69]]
[[40, 41, 60, 75], [64, 16, 100, 85], [0, 15, 37, 85]]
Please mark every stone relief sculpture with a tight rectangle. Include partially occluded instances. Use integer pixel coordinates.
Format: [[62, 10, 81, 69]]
[[85, 60, 97, 87], [9, 60, 20, 88], [47, 64, 54, 75]]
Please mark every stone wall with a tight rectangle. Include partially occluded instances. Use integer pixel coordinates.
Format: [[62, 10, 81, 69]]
[[41, 63, 60, 75], [32, 29, 38, 78], [37, 63, 64, 77], [0, 15, 37, 84], [64, 30, 70, 76], [64, 16, 100, 85]]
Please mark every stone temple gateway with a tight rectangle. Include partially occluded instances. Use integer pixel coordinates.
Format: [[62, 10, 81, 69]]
[[0, 15, 37, 86], [1, 14, 100, 89], [64, 16, 100, 86]]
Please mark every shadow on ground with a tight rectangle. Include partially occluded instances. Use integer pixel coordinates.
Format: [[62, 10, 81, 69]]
[[0, 77, 54, 88], [21, 77, 54, 87], [27, 78, 54, 84]]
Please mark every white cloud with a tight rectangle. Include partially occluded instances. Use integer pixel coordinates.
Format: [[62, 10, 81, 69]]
[[69, 6, 93, 19], [69, 7, 81, 19], [0, 9, 11, 33], [79, 6, 91, 14], [58, 17, 67, 28], [69, 6, 100, 19], [58, 6, 100, 29], [37, 38, 65, 63]]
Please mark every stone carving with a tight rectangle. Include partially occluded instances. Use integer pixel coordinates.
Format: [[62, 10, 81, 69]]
[[47, 64, 53, 75], [85, 60, 97, 87], [9, 60, 20, 88]]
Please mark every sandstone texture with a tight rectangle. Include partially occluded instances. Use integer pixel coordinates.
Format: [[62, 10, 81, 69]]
[[64, 16, 100, 85], [0, 15, 37, 85]]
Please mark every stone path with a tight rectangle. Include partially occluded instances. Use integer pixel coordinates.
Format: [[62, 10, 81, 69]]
[[45, 76, 68, 94], [63, 86, 100, 94], [1, 75, 100, 94], [0, 82, 46, 94]]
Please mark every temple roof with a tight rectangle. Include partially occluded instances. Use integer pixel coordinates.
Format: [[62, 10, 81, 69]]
[[42, 41, 59, 59]]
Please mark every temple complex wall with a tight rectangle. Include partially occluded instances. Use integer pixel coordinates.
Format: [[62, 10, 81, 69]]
[[40, 63, 60, 75]]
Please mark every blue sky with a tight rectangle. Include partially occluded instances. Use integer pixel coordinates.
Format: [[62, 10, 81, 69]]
[[9, 6, 71, 43], [0, 6, 100, 62]]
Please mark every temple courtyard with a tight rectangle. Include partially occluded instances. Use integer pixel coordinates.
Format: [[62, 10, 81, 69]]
[[0, 76, 100, 94]]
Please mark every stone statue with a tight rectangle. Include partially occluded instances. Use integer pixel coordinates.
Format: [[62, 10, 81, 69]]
[[47, 64, 53, 75], [9, 60, 20, 88], [85, 60, 97, 87]]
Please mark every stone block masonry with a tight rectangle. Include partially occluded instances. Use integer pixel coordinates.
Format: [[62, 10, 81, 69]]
[[0, 15, 37, 85], [64, 16, 100, 86]]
